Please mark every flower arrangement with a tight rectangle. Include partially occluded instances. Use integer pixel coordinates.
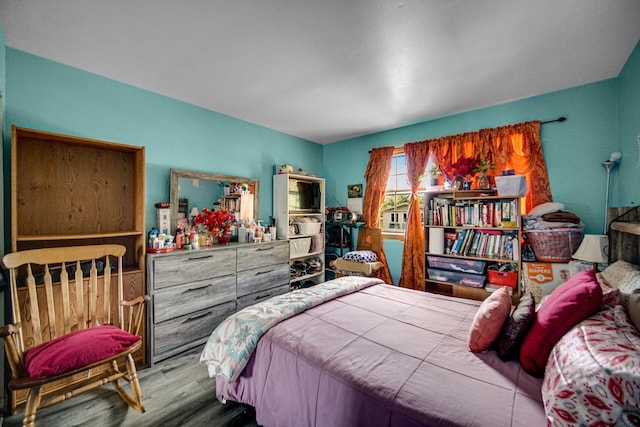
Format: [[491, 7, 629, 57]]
[[451, 156, 478, 179], [194, 208, 236, 236]]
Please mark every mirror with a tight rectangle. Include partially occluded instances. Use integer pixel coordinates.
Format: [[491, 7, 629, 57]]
[[169, 169, 259, 235]]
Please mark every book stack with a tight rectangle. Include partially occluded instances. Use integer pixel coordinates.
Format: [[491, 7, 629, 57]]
[[428, 199, 519, 228]]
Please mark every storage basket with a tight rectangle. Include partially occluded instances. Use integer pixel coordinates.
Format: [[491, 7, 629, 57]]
[[523, 228, 584, 262]]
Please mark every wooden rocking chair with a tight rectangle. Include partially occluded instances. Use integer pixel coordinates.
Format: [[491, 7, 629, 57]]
[[1, 245, 149, 426]]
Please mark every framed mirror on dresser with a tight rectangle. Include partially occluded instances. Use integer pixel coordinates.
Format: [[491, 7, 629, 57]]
[[169, 168, 260, 235]]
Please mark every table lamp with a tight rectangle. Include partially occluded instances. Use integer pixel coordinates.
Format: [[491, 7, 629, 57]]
[[572, 234, 608, 271]]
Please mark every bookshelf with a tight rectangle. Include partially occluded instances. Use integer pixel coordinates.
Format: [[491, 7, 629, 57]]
[[424, 190, 522, 302]]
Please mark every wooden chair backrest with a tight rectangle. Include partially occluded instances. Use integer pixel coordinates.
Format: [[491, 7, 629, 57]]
[[356, 227, 382, 255], [2, 244, 126, 353]]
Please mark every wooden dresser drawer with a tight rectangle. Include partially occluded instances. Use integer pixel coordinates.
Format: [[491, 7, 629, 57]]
[[152, 248, 236, 289], [153, 275, 236, 323], [236, 283, 290, 311], [237, 241, 289, 271], [236, 263, 290, 297], [153, 301, 235, 358]]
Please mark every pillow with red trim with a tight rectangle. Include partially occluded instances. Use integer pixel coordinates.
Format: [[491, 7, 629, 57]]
[[519, 269, 602, 376], [24, 325, 140, 379], [468, 286, 512, 353]]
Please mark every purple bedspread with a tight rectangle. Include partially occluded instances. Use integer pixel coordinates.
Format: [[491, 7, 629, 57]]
[[216, 284, 545, 427]]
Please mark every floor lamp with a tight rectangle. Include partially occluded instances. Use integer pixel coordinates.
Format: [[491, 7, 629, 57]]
[[603, 152, 622, 234]]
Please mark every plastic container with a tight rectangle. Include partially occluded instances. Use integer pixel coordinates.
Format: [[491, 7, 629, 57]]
[[290, 237, 312, 257], [295, 222, 322, 235], [427, 256, 486, 274], [427, 267, 486, 288], [487, 270, 518, 288], [494, 175, 527, 196]]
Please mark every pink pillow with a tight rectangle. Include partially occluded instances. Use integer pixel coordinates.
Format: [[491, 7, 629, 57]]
[[519, 269, 603, 376], [468, 286, 512, 352], [24, 325, 141, 379]]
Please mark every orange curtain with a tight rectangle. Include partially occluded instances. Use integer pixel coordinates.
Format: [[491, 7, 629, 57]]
[[430, 121, 551, 212], [398, 121, 551, 290], [362, 147, 394, 284], [398, 141, 431, 290]]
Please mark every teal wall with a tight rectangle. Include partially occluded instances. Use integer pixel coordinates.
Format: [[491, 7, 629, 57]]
[[618, 41, 640, 208], [1, 35, 638, 286], [2, 48, 324, 235], [324, 44, 640, 283]]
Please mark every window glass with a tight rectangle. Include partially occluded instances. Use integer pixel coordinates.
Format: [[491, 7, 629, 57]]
[[381, 153, 429, 234]]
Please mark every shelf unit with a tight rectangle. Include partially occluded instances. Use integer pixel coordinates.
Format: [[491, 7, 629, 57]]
[[424, 189, 522, 302], [273, 173, 325, 287], [10, 126, 147, 411]]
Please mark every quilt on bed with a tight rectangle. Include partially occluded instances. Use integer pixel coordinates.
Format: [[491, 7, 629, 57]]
[[209, 281, 545, 427]]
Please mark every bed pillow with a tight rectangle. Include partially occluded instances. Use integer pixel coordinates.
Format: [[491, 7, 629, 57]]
[[519, 269, 603, 376], [497, 292, 536, 361], [468, 286, 512, 353], [629, 291, 640, 331], [342, 250, 378, 263], [24, 325, 141, 379], [596, 272, 622, 308], [600, 260, 640, 307]]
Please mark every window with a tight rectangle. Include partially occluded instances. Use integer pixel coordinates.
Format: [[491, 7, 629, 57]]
[[381, 153, 428, 236]]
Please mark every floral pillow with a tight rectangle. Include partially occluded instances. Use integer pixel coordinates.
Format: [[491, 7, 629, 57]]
[[600, 260, 640, 307], [343, 250, 378, 263]]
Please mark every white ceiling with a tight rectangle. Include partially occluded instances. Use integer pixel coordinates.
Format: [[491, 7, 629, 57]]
[[1, 1, 639, 144]]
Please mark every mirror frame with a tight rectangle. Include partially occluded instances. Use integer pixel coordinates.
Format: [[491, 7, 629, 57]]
[[169, 168, 260, 235]]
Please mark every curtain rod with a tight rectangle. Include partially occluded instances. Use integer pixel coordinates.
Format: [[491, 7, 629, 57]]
[[541, 116, 566, 124], [367, 117, 567, 153]]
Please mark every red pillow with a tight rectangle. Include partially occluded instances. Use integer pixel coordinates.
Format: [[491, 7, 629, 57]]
[[519, 269, 602, 376], [468, 286, 512, 353], [24, 325, 141, 379]]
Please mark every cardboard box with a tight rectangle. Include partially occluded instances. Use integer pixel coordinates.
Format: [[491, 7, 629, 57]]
[[522, 262, 572, 302]]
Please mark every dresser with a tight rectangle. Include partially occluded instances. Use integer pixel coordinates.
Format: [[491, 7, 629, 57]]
[[146, 240, 290, 365]]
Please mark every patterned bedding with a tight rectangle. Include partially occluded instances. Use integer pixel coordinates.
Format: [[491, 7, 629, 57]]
[[543, 305, 640, 426], [200, 276, 382, 381], [211, 281, 545, 426]]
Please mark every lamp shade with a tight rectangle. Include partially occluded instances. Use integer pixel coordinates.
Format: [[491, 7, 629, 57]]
[[189, 207, 199, 217], [572, 234, 608, 264]]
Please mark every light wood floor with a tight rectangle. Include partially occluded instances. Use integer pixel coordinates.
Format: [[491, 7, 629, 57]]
[[3, 348, 259, 427]]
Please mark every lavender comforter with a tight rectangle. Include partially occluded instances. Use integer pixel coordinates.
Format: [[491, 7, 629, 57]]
[[215, 284, 545, 426]]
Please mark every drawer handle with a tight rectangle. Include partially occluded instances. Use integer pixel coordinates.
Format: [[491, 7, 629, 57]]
[[185, 311, 211, 322], [187, 255, 214, 261], [254, 294, 270, 301], [184, 284, 212, 293], [256, 269, 274, 275], [256, 247, 274, 252]]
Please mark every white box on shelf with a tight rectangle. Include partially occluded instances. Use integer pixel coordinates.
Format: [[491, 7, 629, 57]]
[[494, 175, 527, 197], [290, 237, 312, 257]]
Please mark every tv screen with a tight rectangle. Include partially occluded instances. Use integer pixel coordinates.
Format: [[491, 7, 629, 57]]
[[288, 180, 321, 212]]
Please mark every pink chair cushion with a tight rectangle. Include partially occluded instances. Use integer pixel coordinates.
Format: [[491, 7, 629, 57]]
[[468, 286, 512, 352], [24, 325, 141, 379], [520, 269, 603, 376]]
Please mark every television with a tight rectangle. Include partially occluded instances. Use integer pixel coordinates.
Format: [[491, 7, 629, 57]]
[[288, 180, 321, 212]]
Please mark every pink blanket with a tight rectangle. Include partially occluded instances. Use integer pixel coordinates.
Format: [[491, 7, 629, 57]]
[[216, 284, 545, 426]]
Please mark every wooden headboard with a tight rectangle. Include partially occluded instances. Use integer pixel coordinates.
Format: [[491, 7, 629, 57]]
[[608, 206, 640, 265]]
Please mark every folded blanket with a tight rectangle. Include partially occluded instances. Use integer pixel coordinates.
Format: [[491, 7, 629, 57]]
[[541, 211, 580, 223]]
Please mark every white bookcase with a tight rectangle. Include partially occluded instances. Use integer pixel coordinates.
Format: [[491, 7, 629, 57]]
[[273, 172, 326, 287]]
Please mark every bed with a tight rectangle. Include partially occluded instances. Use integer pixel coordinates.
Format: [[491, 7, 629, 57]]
[[201, 277, 544, 426], [201, 208, 640, 427]]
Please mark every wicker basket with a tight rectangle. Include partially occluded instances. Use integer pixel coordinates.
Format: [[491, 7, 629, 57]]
[[523, 227, 584, 262]]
